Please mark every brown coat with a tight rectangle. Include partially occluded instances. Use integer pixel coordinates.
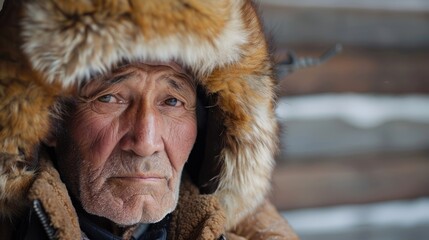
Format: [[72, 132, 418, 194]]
[[0, 0, 299, 239]]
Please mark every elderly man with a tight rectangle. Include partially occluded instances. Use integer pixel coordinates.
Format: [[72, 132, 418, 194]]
[[50, 62, 199, 237], [0, 0, 299, 239]]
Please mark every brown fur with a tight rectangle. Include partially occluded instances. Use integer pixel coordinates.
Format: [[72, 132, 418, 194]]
[[202, 2, 278, 227], [0, 1, 58, 218], [229, 200, 299, 240], [0, 153, 34, 218], [43, 0, 228, 40]]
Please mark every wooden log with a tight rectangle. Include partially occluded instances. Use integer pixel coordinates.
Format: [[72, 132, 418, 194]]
[[275, 46, 429, 95], [271, 151, 429, 210]]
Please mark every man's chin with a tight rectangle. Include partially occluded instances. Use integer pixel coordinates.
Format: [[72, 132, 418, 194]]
[[83, 195, 177, 226], [112, 205, 173, 226]]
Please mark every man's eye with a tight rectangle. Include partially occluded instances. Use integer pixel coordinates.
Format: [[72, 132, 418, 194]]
[[164, 98, 183, 107], [97, 94, 117, 103]]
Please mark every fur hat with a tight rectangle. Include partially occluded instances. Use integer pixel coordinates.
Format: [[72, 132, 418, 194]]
[[0, 0, 277, 228]]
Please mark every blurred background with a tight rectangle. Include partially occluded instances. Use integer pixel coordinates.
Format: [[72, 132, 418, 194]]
[[257, 0, 429, 239], [1, 0, 428, 239]]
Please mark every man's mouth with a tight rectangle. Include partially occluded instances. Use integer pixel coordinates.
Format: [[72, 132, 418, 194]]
[[110, 174, 166, 182]]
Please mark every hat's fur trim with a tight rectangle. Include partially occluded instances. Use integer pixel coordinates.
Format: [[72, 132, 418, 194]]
[[21, 0, 248, 88]]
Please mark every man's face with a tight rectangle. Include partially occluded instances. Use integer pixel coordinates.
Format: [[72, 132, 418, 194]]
[[53, 63, 197, 225]]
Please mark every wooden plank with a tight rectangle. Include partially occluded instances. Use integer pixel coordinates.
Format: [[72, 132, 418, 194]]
[[275, 46, 429, 95], [270, 151, 429, 210], [261, 0, 429, 12], [259, 4, 429, 47]]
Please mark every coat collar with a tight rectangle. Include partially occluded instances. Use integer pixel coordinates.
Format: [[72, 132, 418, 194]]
[[27, 155, 226, 240]]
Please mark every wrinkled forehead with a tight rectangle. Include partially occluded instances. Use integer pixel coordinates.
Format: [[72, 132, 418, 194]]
[[141, 61, 188, 74], [79, 61, 196, 94], [110, 61, 193, 81]]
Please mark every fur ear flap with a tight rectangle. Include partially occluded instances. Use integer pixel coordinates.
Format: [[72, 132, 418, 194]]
[[0, 0, 64, 159], [0, 0, 68, 218], [0, 65, 59, 217]]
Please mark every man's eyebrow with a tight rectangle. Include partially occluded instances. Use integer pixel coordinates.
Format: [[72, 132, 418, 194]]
[[166, 73, 196, 91], [107, 71, 136, 84], [167, 78, 182, 90]]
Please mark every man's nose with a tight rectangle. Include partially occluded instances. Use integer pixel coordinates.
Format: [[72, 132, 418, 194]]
[[120, 106, 164, 157]]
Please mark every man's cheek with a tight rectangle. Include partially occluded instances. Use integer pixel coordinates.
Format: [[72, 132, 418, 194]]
[[72, 114, 119, 160], [167, 118, 197, 162]]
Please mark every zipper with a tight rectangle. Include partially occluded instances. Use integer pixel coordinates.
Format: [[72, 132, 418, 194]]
[[33, 199, 57, 240]]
